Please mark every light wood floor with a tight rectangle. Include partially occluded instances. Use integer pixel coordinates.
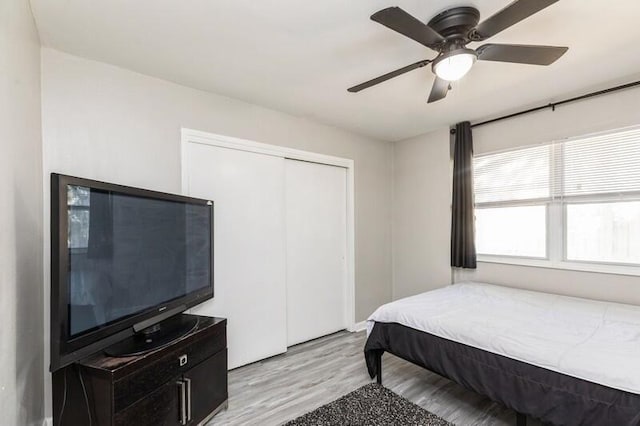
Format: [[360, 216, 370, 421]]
[[207, 330, 534, 425]]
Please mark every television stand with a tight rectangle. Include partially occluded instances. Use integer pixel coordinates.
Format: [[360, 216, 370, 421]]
[[104, 314, 199, 357], [52, 314, 227, 426]]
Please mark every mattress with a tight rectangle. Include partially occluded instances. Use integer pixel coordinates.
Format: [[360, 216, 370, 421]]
[[367, 282, 640, 394]]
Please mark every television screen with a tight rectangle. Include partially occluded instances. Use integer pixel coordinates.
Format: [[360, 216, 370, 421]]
[[66, 184, 212, 338], [50, 174, 214, 371]]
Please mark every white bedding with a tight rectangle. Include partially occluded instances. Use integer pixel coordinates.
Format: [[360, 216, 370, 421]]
[[367, 282, 640, 394]]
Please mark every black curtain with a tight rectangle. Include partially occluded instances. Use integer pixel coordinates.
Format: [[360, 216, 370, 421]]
[[451, 121, 476, 268]]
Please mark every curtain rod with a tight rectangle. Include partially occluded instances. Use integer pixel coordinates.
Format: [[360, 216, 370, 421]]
[[449, 80, 640, 134]]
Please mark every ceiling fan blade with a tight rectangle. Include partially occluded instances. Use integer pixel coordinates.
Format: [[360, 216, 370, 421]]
[[477, 44, 568, 65], [371, 7, 444, 48], [427, 77, 449, 103], [348, 59, 431, 93], [474, 0, 558, 40]]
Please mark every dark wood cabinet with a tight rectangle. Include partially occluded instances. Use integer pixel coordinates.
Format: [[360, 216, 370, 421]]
[[52, 315, 227, 426]]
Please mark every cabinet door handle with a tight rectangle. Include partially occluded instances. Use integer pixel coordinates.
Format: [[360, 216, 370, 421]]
[[184, 377, 192, 421], [176, 380, 187, 425]]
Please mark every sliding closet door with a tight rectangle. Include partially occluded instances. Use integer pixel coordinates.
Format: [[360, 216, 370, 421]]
[[184, 143, 287, 369], [285, 159, 348, 346]]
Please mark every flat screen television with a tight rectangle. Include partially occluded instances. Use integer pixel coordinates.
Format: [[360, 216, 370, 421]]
[[50, 174, 214, 372]]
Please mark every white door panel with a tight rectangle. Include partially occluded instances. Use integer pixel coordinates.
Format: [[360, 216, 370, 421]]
[[185, 143, 287, 368], [285, 159, 347, 346]]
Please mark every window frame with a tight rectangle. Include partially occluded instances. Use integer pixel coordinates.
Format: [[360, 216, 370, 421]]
[[475, 126, 640, 277]]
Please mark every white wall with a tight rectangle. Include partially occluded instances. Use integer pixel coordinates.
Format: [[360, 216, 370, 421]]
[[0, 0, 44, 425], [472, 82, 640, 155], [392, 128, 452, 299], [41, 48, 393, 418], [391, 82, 640, 306]]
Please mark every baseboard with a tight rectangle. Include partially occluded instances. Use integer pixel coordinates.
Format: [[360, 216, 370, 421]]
[[348, 320, 367, 333], [42, 417, 52, 426]]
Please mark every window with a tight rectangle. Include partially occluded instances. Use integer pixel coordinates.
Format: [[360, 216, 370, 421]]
[[67, 185, 90, 249], [566, 201, 640, 264], [473, 127, 640, 272], [474, 144, 551, 259], [475, 206, 546, 258]]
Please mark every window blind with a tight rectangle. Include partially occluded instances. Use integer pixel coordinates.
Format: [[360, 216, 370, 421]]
[[559, 128, 640, 198], [474, 127, 640, 204], [474, 144, 551, 204]]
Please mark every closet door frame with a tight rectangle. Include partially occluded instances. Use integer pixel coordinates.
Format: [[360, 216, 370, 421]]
[[180, 128, 356, 332]]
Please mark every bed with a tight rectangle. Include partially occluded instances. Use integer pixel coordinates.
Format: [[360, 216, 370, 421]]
[[364, 282, 640, 426]]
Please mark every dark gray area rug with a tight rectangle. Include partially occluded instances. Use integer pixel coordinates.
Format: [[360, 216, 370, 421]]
[[283, 383, 453, 425]]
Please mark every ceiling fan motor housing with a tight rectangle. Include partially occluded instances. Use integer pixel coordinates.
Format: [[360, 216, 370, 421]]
[[427, 7, 480, 42]]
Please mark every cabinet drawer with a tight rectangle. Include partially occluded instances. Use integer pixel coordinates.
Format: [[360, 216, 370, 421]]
[[114, 327, 226, 412]]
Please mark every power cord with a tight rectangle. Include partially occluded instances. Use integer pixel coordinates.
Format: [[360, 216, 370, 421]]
[[77, 366, 93, 426], [57, 368, 68, 424]]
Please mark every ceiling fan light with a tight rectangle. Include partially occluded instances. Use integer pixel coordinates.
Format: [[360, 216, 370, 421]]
[[433, 49, 476, 81]]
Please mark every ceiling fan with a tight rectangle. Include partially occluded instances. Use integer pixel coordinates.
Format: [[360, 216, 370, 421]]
[[348, 0, 568, 103]]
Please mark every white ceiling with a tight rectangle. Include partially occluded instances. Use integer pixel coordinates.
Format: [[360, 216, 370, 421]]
[[30, 0, 640, 141]]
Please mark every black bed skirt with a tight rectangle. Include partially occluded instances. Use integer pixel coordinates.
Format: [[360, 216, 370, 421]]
[[364, 322, 640, 426]]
